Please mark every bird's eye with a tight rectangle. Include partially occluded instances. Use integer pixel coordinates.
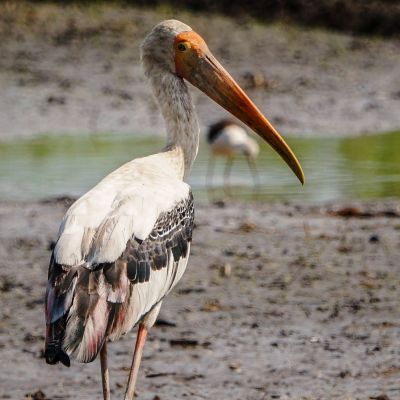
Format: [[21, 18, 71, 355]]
[[177, 42, 189, 52]]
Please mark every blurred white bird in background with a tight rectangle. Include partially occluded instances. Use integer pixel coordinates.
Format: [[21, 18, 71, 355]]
[[207, 119, 260, 197]]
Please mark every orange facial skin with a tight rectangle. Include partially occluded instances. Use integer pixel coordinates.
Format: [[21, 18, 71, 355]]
[[174, 31, 210, 78]]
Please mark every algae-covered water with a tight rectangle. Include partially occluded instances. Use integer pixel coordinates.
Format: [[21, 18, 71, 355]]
[[0, 131, 399, 203]]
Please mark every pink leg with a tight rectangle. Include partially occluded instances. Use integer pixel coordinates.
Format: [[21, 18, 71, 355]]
[[100, 341, 110, 400], [124, 324, 148, 400]]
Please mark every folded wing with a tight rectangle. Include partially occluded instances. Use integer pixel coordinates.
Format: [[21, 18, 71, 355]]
[[45, 159, 194, 365]]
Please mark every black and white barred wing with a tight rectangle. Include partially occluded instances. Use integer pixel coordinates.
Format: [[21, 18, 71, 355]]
[[45, 176, 194, 366]]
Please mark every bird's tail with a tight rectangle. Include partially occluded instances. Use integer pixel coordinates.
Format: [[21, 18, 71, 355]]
[[45, 256, 129, 365], [45, 317, 71, 367], [45, 263, 110, 365]]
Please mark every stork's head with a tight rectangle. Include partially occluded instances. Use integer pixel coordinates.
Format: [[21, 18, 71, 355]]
[[142, 20, 304, 184]]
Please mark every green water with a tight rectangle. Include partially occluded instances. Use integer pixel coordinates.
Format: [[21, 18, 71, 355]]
[[0, 131, 399, 203]]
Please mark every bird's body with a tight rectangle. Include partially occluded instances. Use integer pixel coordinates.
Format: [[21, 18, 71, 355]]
[[45, 19, 304, 399], [207, 119, 259, 160], [46, 153, 193, 365], [207, 120, 260, 195]]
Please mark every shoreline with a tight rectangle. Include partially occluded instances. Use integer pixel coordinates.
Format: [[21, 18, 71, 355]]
[[1, 126, 400, 144]]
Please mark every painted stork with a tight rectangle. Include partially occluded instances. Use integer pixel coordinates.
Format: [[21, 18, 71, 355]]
[[45, 20, 304, 400], [207, 119, 260, 196]]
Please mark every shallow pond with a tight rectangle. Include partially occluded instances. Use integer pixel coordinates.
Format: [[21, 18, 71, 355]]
[[0, 131, 399, 203]]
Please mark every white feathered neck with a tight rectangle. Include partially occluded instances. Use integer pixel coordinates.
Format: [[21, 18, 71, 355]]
[[141, 19, 199, 181], [145, 68, 200, 181]]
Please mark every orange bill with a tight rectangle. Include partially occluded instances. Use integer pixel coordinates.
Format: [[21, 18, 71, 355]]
[[175, 31, 305, 185]]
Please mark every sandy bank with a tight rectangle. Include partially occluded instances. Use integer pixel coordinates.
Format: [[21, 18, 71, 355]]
[[1, 4, 400, 141]]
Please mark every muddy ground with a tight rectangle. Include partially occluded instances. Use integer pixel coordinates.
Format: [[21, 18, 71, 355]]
[[0, 198, 399, 400], [1, 3, 400, 140]]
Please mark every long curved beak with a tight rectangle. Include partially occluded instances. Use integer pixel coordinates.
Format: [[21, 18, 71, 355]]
[[176, 41, 304, 184]]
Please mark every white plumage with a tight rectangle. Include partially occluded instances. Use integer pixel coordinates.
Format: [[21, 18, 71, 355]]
[[55, 153, 190, 268]]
